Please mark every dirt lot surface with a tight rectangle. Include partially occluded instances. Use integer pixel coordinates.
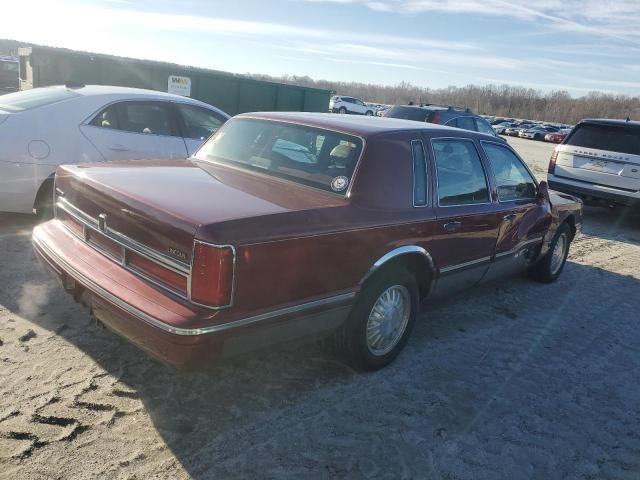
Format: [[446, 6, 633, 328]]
[[1, 137, 640, 479]]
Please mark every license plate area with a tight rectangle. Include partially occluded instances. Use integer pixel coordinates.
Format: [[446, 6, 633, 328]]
[[575, 156, 623, 175]]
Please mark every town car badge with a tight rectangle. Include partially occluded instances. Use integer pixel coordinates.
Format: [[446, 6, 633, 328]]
[[331, 176, 349, 192]]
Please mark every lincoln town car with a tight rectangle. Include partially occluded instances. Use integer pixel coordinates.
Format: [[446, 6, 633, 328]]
[[32, 113, 583, 370]]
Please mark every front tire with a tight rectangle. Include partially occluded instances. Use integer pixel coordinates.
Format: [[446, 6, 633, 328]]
[[331, 267, 418, 370], [529, 223, 571, 283], [365, 110, 373, 116], [338, 107, 347, 114]]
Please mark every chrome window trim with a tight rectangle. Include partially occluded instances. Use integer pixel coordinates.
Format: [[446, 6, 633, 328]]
[[430, 137, 493, 208], [188, 239, 237, 310], [34, 230, 354, 337], [410, 139, 429, 207], [480, 140, 539, 203]]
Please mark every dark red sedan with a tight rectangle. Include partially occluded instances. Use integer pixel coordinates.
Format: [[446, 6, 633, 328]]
[[33, 112, 582, 370]]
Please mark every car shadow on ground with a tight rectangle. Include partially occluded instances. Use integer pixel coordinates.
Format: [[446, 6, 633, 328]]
[[1, 210, 639, 478]]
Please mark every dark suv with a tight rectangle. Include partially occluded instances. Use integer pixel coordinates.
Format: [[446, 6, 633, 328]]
[[384, 104, 498, 137]]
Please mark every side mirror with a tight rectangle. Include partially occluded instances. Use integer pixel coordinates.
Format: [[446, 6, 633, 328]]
[[536, 180, 550, 205]]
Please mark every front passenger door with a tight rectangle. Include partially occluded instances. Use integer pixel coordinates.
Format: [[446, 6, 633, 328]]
[[480, 141, 552, 283], [80, 101, 188, 161]]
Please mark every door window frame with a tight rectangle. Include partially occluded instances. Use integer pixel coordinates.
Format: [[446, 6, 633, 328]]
[[411, 139, 429, 207]]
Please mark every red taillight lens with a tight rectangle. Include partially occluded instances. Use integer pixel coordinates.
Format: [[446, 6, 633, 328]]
[[190, 242, 234, 307], [430, 111, 440, 124], [128, 252, 188, 293], [548, 150, 558, 174]]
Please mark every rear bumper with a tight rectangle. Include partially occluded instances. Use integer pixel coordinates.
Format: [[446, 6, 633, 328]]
[[32, 221, 353, 368], [548, 175, 640, 207]]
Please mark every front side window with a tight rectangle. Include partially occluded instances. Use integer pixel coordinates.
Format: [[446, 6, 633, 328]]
[[195, 118, 363, 194], [475, 118, 496, 136], [176, 104, 226, 140], [432, 139, 489, 206], [482, 142, 537, 201]]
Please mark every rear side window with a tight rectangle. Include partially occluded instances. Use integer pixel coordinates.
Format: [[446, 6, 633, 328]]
[[456, 117, 476, 132], [385, 106, 428, 122], [90, 101, 176, 136], [0, 88, 78, 112], [565, 123, 640, 156], [411, 140, 428, 206], [432, 139, 489, 206]]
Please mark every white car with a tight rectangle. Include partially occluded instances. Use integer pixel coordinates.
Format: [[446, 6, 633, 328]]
[[0, 85, 230, 216], [329, 95, 374, 116], [548, 119, 640, 208]]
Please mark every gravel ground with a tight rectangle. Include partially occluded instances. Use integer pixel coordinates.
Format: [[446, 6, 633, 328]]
[[1, 137, 640, 479]]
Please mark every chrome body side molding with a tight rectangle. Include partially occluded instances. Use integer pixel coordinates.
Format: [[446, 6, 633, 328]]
[[33, 231, 354, 337]]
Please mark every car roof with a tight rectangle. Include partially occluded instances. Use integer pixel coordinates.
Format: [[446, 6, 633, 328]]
[[236, 111, 494, 139], [26, 84, 220, 109], [580, 118, 640, 128]]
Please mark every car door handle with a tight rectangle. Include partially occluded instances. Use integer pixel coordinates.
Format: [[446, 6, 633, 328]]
[[443, 221, 463, 233], [108, 144, 129, 152], [503, 213, 517, 221]]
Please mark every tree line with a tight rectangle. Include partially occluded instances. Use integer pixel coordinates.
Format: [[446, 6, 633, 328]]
[[249, 74, 640, 124]]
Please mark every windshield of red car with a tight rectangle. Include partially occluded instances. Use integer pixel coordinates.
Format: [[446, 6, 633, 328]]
[[194, 118, 364, 194]]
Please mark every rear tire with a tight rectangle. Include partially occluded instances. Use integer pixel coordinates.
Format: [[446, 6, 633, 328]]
[[529, 223, 571, 283], [330, 267, 419, 370]]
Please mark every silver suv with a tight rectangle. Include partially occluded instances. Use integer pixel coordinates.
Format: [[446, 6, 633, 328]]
[[547, 119, 640, 208]]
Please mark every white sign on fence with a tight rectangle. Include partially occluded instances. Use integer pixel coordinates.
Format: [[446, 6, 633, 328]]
[[168, 75, 191, 97]]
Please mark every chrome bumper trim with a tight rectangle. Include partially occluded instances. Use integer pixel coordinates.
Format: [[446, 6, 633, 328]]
[[33, 229, 355, 336]]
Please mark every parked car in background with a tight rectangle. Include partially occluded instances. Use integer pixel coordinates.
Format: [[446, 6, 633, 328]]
[[0, 56, 19, 93], [545, 129, 571, 143], [0, 84, 230, 216], [520, 126, 559, 140], [329, 95, 374, 115], [505, 124, 535, 136], [32, 112, 582, 370], [384, 104, 499, 137], [494, 122, 518, 134], [548, 118, 640, 208]]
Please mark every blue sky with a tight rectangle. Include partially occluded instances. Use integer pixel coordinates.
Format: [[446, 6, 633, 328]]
[[4, 0, 640, 96]]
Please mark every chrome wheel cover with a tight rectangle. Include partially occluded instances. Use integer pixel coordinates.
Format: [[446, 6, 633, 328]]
[[366, 285, 411, 356], [550, 233, 568, 275]]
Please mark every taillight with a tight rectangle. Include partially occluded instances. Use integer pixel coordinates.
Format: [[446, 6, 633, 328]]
[[548, 150, 558, 174], [190, 241, 235, 308], [430, 111, 440, 124], [128, 252, 188, 294]]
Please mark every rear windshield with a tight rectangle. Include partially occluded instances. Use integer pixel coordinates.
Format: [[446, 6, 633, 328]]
[[0, 88, 78, 112], [565, 123, 640, 156], [194, 118, 364, 194], [385, 106, 429, 122]]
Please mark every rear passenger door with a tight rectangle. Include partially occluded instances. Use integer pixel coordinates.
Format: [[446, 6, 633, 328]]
[[80, 101, 188, 161], [479, 141, 552, 282], [427, 137, 503, 296]]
